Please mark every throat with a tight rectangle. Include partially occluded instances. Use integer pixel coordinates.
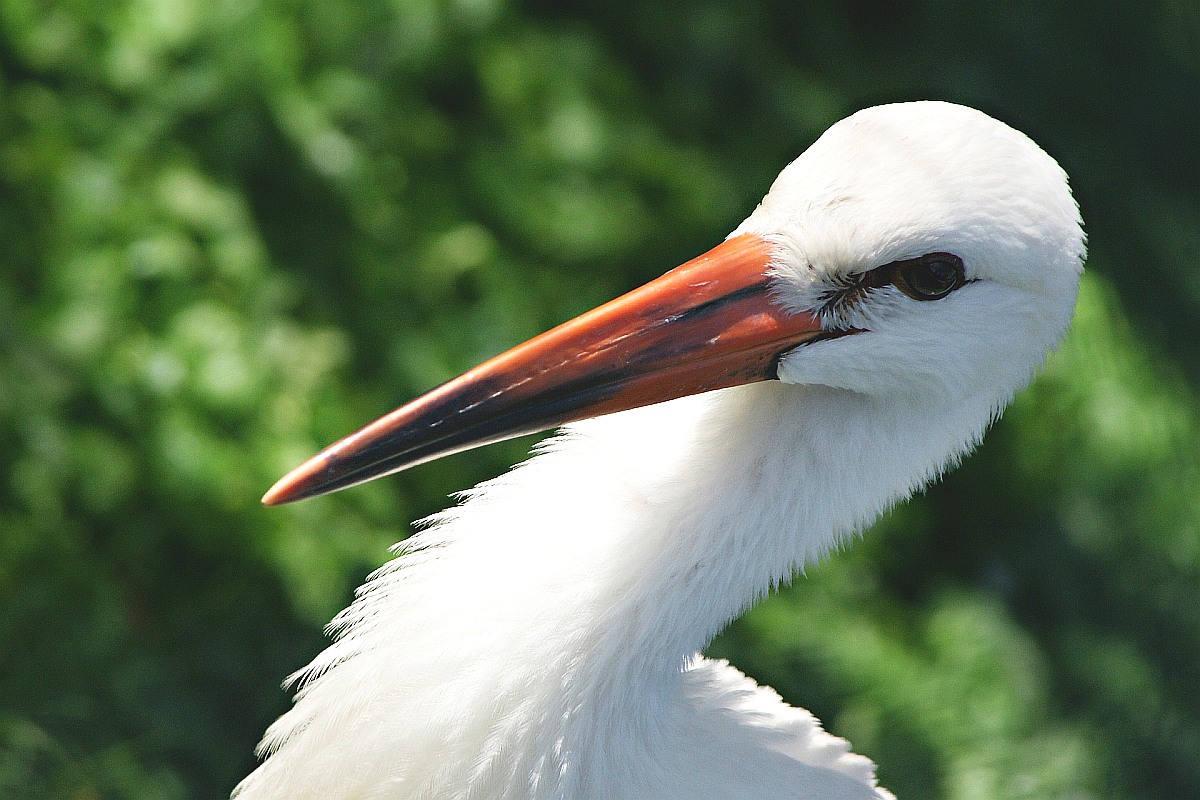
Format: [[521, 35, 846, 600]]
[[473, 382, 926, 685]]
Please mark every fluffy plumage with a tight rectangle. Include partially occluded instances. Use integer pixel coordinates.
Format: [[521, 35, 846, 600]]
[[234, 101, 1084, 799]]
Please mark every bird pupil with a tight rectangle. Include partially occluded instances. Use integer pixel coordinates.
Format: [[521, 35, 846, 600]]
[[899, 254, 963, 300]]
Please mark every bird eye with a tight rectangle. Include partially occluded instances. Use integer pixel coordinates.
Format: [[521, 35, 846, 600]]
[[892, 253, 965, 301]]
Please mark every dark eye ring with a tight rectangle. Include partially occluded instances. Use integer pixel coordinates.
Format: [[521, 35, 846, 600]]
[[891, 253, 966, 301]]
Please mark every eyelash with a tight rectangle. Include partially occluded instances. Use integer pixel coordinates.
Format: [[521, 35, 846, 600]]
[[816, 252, 967, 320], [817, 274, 877, 320]]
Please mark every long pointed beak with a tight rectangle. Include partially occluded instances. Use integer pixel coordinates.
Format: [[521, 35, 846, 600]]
[[263, 234, 844, 506]]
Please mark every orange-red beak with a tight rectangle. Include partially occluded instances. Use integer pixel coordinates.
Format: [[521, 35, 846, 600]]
[[263, 234, 847, 505]]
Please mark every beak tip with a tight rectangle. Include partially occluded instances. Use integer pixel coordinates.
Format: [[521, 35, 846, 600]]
[[261, 479, 295, 507], [261, 456, 330, 507]]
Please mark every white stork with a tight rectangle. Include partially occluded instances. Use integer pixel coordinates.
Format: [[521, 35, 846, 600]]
[[234, 101, 1084, 800]]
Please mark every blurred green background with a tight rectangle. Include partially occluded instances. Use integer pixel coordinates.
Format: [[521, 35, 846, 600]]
[[2, 1, 1198, 798]]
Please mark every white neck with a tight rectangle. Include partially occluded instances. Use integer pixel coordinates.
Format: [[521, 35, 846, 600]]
[[239, 381, 989, 800], [533, 380, 985, 683]]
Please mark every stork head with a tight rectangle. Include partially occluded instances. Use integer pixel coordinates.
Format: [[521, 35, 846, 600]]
[[742, 101, 1084, 407], [264, 101, 1084, 506]]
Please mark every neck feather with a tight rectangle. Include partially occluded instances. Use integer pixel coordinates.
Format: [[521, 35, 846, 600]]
[[518, 381, 983, 674]]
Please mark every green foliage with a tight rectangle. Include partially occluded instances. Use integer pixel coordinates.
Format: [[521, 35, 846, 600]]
[[1, 1, 1197, 798]]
